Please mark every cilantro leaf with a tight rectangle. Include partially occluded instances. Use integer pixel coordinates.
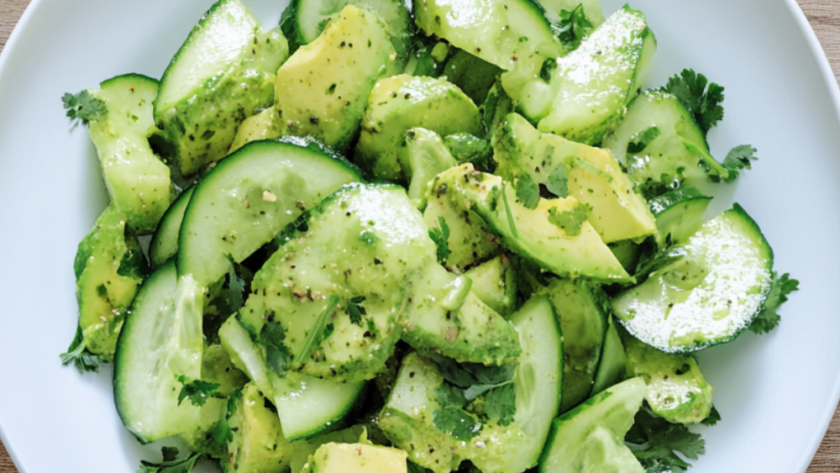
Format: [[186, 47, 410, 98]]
[[555, 4, 595, 52], [225, 255, 251, 313], [209, 389, 243, 448], [435, 384, 467, 408], [627, 126, 662, 154], [710, 145, 758, 184], [626, 406, 706, 473], [429, 216, 452, 264], [138, 447, 202, 473], [347, 295, 367, 326], [360, 231, 379, 245], [663, 69, 725, 137], [62, 90, 107, 126], [59, 326, 101, 373], [540, 58, 558, 82], [294, 295, 340, 363], [261, 320, 291, 376], [430, 355, 516, 400], [701, 406, 721, 426], [548, 204, 590, 236], [546, 164, 569, 198], [433, 407, 482, 441], [749, 271, 799, 334], [407, 462, 434, 473], [515, 173, 540, 210], [177, 375, 221, 407], [485, 383, 516, 426]]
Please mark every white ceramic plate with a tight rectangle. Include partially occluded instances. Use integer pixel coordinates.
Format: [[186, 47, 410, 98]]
[[0, 0, 837, 471]]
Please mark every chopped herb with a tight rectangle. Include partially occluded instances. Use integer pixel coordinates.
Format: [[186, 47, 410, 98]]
[[225, 255, 248, 313], [347, 295, 367, 326], [546, 164, 570, 198], [515, 173, 540, 210], [177, 375, 221, 407], [485, 383, 516, 426], [701, 406, 721, 426], [429, 216, 451, 264], [430, 354, 517, 402], [62, 89, 107, 126], [435, 384, 467, 408], [138, 447, 202, 473], [540, 58, 558, 82], [626, 406, 706, 473], [627, 126, 662, 154], [749, 272, 799, 334], [360, 231, 379, 245], [59, 326, 100, 373], [663, 69, 725, 137], [433, 407, 482, 441], [294, 295, 340, 363], [261, 321, 290, 376], [548, 204, 590, 236], [555, 5, 595, 52], [710, 145, 758, 184], [208, 389, 243, 448]]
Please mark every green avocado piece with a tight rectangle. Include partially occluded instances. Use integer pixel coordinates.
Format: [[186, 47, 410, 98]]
[[275, 6, 395, 151], [397, 128, 458, 205], [463, 255, 518, 317], [494, 113, 656, 243], [356, 75, 482, 181], [229, 107, 287, 154], [303, 442, 409, 473], [225, 384, 294, 473]]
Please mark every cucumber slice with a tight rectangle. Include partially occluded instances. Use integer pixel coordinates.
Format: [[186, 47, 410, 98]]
[[275, 6, 395, 151], [155, 0, 290, 175], [537, 0, 606, 25], [621, 327, 713, 425], [612, 205, 775, 353], [649, 187, 713, 245], [591, 316, 628, 395], [86, 74, 174, 233], [114, 262, 204, 443], [538, 378, 647, 473], [603, 90, 727, 195], [149, 187, 194, 268], [218, 316, 364, 441], [280, 0, 412, 69], [178, 139, 361, 287], [240, 184, 435, 382], [541, 278, 608, 411], [437, 164, 631, 282], [537, 6, 656, 144]]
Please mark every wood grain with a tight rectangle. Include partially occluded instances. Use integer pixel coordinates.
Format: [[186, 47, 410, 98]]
[[0, 0, 839, 471]]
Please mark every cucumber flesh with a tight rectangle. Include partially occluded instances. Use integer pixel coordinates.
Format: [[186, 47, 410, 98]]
[[150, 187, 194, 268], [537, 0, 606, 25], [649, 187, 713, 246], [591, 316, 628, 395], [114, 262, 204, 443], [178, 139, 361, 288], [612, 204, 775, 353], [538, 378, 647, 473]]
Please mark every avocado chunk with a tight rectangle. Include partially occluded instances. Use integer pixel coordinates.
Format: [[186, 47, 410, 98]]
[[401, 263, 522, 366], [275, 6, 395, 151], [494, 113, 657, 243], [621, 328, 713, 425], [240, 184, 436, 382], [229, 107, 287, 154], [155, 0, 290, 175], [539, 378, 647, 473], [540, 278, 609, 411], [303, 442, 408, 473], [356, 75, 482, 181], [436, 164, 631, 282], [398, 128, 458, 205], [463, 255, 517, 317], [71, 205, 145, 359], [537, 6, 656, 144], [288, 425, 368, 473], [225, 383, 294, 473], [85, 75, 174, 233]]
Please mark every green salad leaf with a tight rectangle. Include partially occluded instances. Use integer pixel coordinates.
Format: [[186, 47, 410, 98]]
[[663, 69, 725, 137], [429, 216, 452, 264], [626, 406, 706, 473], [749, 272, 799, 334], [62, 89, 107, 126]]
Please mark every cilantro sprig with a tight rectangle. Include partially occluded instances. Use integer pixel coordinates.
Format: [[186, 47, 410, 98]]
[[59, 326, 100, 373], [749, 272, 799, 334], [626, 406, 706, 473], [62, 90, 107, 126], [555, 5, 596, 52], [546, 164, 569, 198], [709, 145, 758, 184], [429, 216, 451, 264], [515, 173, 540, 210], [663, 69, 725, 137], [262, 320, 291, 376], [138, 447, 202, 473], [177, 375, 221, 407], [347, 295, 367, 326], [548, 204, 590, 236], [208, 389, 243, 448]]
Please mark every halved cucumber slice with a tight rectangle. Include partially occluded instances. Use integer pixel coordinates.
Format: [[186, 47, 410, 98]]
[[603, 90, 727, 195], [218, 316, 364, 441], [149, 187, 194, 268], [178, 139, 361, 287], [280, 0, 412, 69], [114, 262, 204, 443], [538, 378, 647, 473], [649, 187, 713, 245], [591, 316, 628, 396], [612, 204, 774, 353]]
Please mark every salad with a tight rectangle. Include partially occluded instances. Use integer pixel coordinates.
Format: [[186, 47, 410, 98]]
[[60, 0, 799, 472]]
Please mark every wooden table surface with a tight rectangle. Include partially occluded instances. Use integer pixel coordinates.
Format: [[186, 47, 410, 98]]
[[1, 0, 840, 471]]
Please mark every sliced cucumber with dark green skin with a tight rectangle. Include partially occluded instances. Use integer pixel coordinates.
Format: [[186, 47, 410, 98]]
[[155, 0, 290, 176], [649, 187, 713, 245], [621, 326, 713, 425], [177, 138, 361, 288], [149, 187, 194, 268], [591, 316, 628, 395], [239, 184, 435, 382], [538, 378, 647, 473], [536, 6, 656, 144], [541, 278, 608, 411], [603, 90, 727, 196], [114, 261, 204, 443], [612, 204, 775, 353], [86, 74, 174, 234], [280, 0, 413, 69], [218, 316, 365, 441]]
